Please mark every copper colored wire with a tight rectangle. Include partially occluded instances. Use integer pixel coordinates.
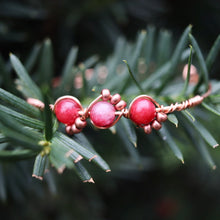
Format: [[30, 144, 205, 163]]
[[156, 95, 204, 114], [50, 83, 211, 134], [156, 84, 211, 114]]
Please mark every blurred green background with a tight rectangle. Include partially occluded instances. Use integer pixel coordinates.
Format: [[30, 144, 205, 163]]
[[1, 0, 220, 219]]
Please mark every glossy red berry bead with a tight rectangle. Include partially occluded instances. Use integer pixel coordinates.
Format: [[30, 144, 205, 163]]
[[54, 97, 82, 125], [129, 97, 156, 125], [90, 101, 116, 128]]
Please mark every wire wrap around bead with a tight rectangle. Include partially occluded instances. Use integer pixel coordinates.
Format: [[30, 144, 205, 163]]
[[45, 84, 212, 134]]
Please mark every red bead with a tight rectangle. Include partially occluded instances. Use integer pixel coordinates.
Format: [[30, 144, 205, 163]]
[[54, 97, 82, 125], [129, 97, 156, 125], [90, 101, 116, 128]]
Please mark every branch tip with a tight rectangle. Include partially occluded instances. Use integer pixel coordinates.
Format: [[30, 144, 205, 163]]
[[65, 149, 74, 158], [32, 174, 43, 181], [213, 144, 219, 148], [83, 178, 95, 183], [57, 165, 65, 174], [89, 155, 98, 162], [212, 165, 217, 170], [74, 155, 83, 163]]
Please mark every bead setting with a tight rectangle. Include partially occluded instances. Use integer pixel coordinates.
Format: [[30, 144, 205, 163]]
[[48, 86, 211, 135]]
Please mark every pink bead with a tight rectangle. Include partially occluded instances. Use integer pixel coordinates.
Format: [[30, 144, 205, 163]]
[[110, 94, 121, 105], [90, 101, 116, 128], [65, 125, 74, 135], [129, 98, 156, 125], [54, 96, 82, 125], [156, 112, 168, 123], [101, 89, 111, 101], [115, 100, 127, 111], [71, 124, 82, 134], [151, 120, 162, 130], [75, 117, 87, 129], [143, 124, 152, 134]]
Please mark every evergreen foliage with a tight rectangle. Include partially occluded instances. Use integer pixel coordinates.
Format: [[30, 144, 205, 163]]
[[0, 25, 220, 203]]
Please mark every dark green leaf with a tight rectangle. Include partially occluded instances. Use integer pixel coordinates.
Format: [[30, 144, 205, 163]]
[[74, 162, 94, 183], [74, 133, 111, 172], [0, 133, 7, 143], [189, 34, 209, 91], [32, 154, 48, 180], [195, 138, 216, 169], [182, 111, 219, 148], [0, 104, 44, 129], [142, 61, 171, 90], [74, 133, 96, 153], [156, 25, 192, 94], [57, 47, 78, 96], [44, 171, 57, 195], [38, 39, 54, 88], [0, 165, 6, 201], [170, 25, 192, 69], [168, 114, 178, 127], [42, 94, 53, 141], [25, 43, 41, 72], [55, 132, 110, 171], [10, 53, 42, 99], [118, 117, 137, 148], [181, 45, 193, 96], [202, 102, 220, 116], [206, 35, 220, 71], [181, 118, 216, 169], [119, 30, 146, 93], [122, 60, 144, 93], [0, 88, 40, 117], [0, 111, 42, 150], [0, 55, 12, 90], [131, 30, 147, 68], [0, 149, 37, 161], [49, 141, 74, 172], [105, 37, 126, 81], [52, 136, 83, 163], [156, 29, 172, 66], [116, 121, 142, 166], [159, 126, 184, 163], [83, 55, 99, 69], [0, 126, 41, 150], [184, 110, 195, 122], [145, 26, 156, 65], [54, 132, 94, 160]]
